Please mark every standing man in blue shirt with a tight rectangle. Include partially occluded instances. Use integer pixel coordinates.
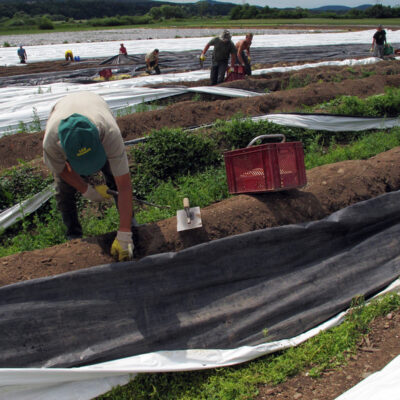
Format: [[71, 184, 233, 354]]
[[17, 45, 27, 64]]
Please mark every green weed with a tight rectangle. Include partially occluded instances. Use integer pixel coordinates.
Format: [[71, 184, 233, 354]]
[[130, 127, 220, 198], [282, 74, 312, 90], [305, 128, 400, 169], [306, 86, 400, 117]]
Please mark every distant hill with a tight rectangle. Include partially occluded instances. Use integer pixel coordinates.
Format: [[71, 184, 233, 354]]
[[311, 4, 372, 11]]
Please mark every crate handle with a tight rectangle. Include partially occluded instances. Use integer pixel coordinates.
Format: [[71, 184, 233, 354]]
[[247, 134, 286, 147]]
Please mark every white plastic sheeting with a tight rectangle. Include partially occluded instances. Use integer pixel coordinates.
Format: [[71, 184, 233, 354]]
[[2, 29, 400, 66], [0, 185, 54, 230], [252, 56, 387, 76], [0, 57, 387, 136], [0, 81, 262, 135], [0, 278, 398, 400], [254, 113, 400, 131], [187, 86, 263, 98], [334, 355, 400, 400]]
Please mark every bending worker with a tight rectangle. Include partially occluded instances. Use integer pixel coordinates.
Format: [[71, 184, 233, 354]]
[[236, 33, 253, 76], [65, 50, 74, 61], [43, 91, 134, 261], [200, 29, 236, 85], [145, 48, 161, 74]]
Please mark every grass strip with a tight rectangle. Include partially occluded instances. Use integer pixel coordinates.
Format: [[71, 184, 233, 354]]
[[97, 292, 400, 400]]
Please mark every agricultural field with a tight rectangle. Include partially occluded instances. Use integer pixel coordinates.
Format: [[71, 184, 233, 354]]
[[1, 29, 400, 399]]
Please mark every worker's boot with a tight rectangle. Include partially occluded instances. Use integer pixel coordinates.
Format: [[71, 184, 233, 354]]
[[62, 211, 83, 240]]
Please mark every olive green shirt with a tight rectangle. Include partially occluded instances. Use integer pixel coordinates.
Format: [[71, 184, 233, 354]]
[[207, 37, 236, 62]]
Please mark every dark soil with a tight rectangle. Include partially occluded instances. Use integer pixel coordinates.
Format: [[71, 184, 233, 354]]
[[1, 55, 399, 399]]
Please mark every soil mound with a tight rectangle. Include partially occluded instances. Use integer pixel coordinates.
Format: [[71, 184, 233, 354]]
[[1, 147, 400, 288]]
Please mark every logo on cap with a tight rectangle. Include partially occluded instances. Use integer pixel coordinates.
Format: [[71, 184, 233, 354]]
[[77, 147, 92, 157]]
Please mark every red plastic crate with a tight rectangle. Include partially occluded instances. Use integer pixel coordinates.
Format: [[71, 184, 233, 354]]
[[224, 135, 307, 194], [225, 65, 246, 82]]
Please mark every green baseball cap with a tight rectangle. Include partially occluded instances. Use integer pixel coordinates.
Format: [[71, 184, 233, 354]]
[[58, 113, 106, 176]]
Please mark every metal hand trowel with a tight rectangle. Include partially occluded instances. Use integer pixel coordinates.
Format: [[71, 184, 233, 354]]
[[177, 197, 202, 232]]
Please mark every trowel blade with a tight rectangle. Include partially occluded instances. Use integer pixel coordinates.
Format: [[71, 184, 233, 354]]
[[177, 206, 202, 232]]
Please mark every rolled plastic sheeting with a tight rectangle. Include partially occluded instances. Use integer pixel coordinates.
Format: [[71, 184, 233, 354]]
[[0, 185, 55, 231], [187, 86, 263, 98], [253, 113, 400, 132], [252, 56, 386, 76], [334, 355, 400, 400]]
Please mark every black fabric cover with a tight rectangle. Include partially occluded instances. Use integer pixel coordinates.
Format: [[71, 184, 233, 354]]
[[2, 43, 399, 87], [0, 191, 400, 368], [99, 54, 137, 65]]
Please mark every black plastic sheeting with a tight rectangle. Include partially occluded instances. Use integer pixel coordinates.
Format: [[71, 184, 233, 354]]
[[2, 43, 396, 87], [0, 191, 400, 368]]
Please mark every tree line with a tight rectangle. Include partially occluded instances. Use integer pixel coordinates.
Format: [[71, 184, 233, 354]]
[[0, 1, 398, 31], [0, 0, 233, 20], [229, 4, 400, 20]]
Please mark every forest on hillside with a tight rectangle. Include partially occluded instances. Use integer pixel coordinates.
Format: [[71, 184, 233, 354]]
[[0, 1, 398, 31]]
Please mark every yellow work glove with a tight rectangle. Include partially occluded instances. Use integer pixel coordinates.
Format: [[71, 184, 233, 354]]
[[111, 231, 134, 261], [200, 54, 205, 61], [247, 56, 251, 62], [369, 47, 374, 53], [82, 184, 113, 202]]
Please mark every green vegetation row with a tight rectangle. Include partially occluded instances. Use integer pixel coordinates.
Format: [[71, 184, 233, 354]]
[[305, 87, 400, 117], [96, 292, 400, 400], [2, 119, 400, 257]]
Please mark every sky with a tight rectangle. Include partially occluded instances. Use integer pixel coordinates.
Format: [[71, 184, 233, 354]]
[[160, 0, 400, 8]]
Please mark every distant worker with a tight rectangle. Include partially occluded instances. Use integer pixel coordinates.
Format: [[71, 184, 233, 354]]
[[236, 33, 253, 76], [200, 29, 237, 85], [119, 43, 127, 55], [17, 45, 27, 64], [145, 48, 160, 75], [65, 50, 74, 61], [372, 24, 387, 59], [43, 91, 135, 262]]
